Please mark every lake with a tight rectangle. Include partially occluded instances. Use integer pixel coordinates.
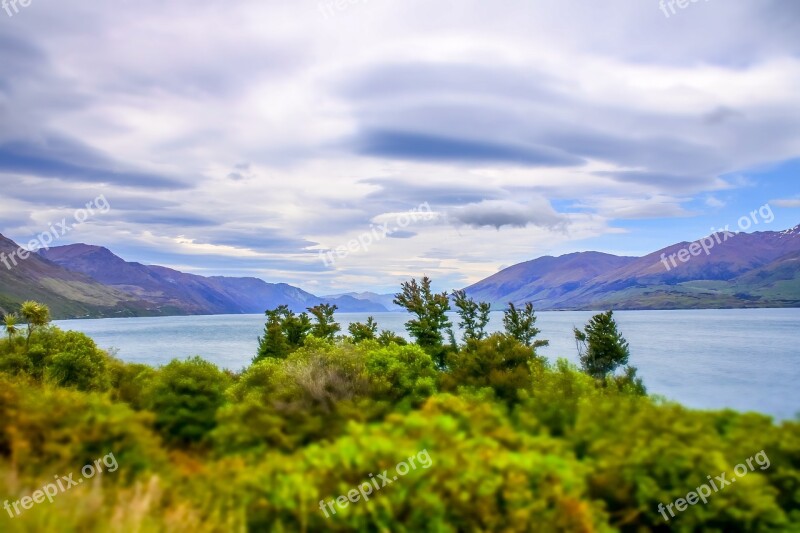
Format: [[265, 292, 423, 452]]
[[54, 308, 800, 420]]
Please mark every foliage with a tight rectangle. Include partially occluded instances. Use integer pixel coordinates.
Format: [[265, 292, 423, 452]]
[[393, 276, 453, 367], [1, 294, 798, 532], [145, 356, 231, 447], [308, 303, 341, 340], [19, 300, 50, 346], [377, 329, 407, 346], [348, 316, 378, 343], [46, 330, 110, 391], [3, 312, 19, 341], [574, 310, 631, 379], [255, 305, 312, 361], [503, 302, 549, 349], [451, 289, 491, 342], [443, 333, 542, 404]]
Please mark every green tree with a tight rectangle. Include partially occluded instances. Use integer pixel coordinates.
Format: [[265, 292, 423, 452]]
[[348, 316, 378, 343], [256, 308, 290, 361], [308, 303, 340, 340], [146, 356, 230, 447], [19, 301, 50, 347], [46, 330, 110, 391], [394, 277, 453, 366], [255, 305, 312, 361], [443, 333, 542, 403], [3, 312, 19, 342], [452, 290, 491, 343], [574, 310, 630, 379], [377, 329, 407, 346], [283, 308, 312, 348], [503, 302, 548, 349]]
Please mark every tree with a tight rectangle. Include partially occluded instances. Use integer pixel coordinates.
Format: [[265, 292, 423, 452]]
[[308, 303, 340, 340], [256, 308, 291, 361], [443, 334, 542, 404], [348, 316, 378, 343], [394, 277, 453, 362], [46, 331, 109, 391], [19, 301, 50, 347], [3, 312, 19, 342], [574, 310, 630, 379], [377, 329, 407, 347], [283, 308, 312, 348], [146, 356, 230, 446], [503, 302, 549, 350], [452, 290, 491, 343], [255, 305, 312, 362]]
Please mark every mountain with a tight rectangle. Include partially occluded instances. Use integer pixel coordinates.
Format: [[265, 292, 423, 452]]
[[465, 252, 637, 307], [323, 291, 403, 311], [0, 234, 154, 319], [466, 225, 800, 310], [38, 244, 387, 315]]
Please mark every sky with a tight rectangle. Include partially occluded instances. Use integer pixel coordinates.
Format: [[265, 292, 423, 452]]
[[0, 0, 799, 295]]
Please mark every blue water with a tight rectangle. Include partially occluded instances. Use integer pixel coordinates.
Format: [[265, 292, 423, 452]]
[[54, 309, 800, 420]]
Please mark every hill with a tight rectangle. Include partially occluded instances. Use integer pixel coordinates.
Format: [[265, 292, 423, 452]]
[[466, 225, 800, 309], [38, 244, 386, 315]]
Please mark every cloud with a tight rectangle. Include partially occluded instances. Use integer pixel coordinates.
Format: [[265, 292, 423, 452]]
[[448, 199, 566, 230], [0, 0, 798, 294], [356, 130, 583, 167], [772, 198, 800, 208], [0, 136, 189, 189]]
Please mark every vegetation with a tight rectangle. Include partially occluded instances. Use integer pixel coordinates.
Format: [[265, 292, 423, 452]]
[[1, 285, 798, 532]]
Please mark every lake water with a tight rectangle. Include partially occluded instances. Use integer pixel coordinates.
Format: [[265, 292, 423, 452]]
[[54, 309, 800, 420]]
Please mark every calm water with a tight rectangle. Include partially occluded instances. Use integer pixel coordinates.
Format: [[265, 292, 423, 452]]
[[54, 309, 800, 420]]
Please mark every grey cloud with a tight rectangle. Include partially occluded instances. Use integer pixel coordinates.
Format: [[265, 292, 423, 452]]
[[356, 129, 582, 167], [0, 135, 190, 189], [449, 200, 566, 230]]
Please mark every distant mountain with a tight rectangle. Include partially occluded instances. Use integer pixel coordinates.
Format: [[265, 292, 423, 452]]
[[323, 291, 403, 311], [39, 244, 387, 315], [465, 252, 637, 307], [466, 225, 800, 310], [5, 224, 799, 319], [0, 234, 154, 319]]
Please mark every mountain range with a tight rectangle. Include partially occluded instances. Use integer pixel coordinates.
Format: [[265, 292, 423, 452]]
[[0, 235, 386, 319], [0, 224, 798, 319], [465, 225, 800, 310]]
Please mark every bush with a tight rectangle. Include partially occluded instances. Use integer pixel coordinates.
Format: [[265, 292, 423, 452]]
[[145, 357, 230, 447]]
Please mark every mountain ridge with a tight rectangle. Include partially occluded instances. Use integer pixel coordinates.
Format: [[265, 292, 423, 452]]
[[465, 224, 800, 310]]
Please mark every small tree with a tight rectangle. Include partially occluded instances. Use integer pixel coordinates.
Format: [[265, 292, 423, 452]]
[[503, 302, 549, 350], [255, 305, 312, 362], [256, 308, 290, 361], [46, 331, 109, 391], [146, 356, 230, 447], [452, 290, 491, 343], [3, 313, 19, 342], [308, 303, 340, 340], [574, 310, 630, 379], [20, 301, 50, 347], [348, 317, 378, 343], [394, 277, 453, 366], [377, 329, 407, 346], [443, 333, 542, 404]]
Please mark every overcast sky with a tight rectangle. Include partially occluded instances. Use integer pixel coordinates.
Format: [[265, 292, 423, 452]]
[[1, 0, 799, 294]]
